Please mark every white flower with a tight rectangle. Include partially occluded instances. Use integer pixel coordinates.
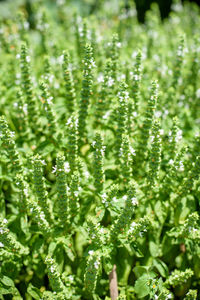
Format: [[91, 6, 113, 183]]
[[16, 54, 20, 59], [0, 228, 5, 234], [58, 54, 64, 65], [169, 159, 174, 165], [92, 141, 96, 147], [155, 111, 162, 118], [108, 77, 114, 87], [133, 74, 140, 81], [85, 171, 90, 178], [196, 89, 200, 98], [40, 212, 46, 222], [179, 161, 184, 171], [3, 219, 8, 224], [23, 104, 28, 114], [131, 197, 138, 206], [40, 160, 46, 166], [122, 195, 127, 201], [130, 147, 136, 156], [68, 275, 74, 281], [101, 193, 107, 203], [52, 166, 57, 174], [150, 135, 155, 142], [112, 197, 117, 202], [50, 265, 55, 273], [64, 162, 70, 173], [0, 242, 4, 247], [23, 188, 28, 196], [26, 56, 31, 63], [97, 73, 104, 83], [103, 111, 111, 120], [176, 129, 182, 142], [10, 131, 15, 138], [160, 129, 164, 135], [74, 191, 79, 197], [94, 260, 100, 269], [88, 250, 94, 256], [47, 97, 53, 105]]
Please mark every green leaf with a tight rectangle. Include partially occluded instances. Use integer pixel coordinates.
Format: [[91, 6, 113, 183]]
[[27, 284, 42, 300], [48, 241, 57, 256], [154, 200, 167, 223], [153, 259, 168, 277], [0, 275, 14, 287], [149, 240, 159, 257], [134, 274, 150, 298], [133, 266, 151, 279], [130, 242, 144, 257]]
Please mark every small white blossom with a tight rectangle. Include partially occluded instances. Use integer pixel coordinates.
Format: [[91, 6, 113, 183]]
[[169, 159, 174, 165], [74, 191, 79, 197], [50, 265, 55, 273], [85, 171, 90, 178], [196, 89, 200, 98], [160, 129, 164, 135], [133, 112, 137, 117], [92, 141, 96, 147], [101, 193, 107, 203], [122, 195, 127, 201], [16, 54, 20, 59], [3, 219, 8, 224], [26, 56, 31, 63], [113, 197, 117, 202], [47, 97, 53, 105], [68, 275, 74, 282], [155, 111, 162, 118], [88, 250, 94, 256], [23, 188, 28, 196], [10, 131, 15, 138], [94, 260, 100, 269], [131, 197, 138, 206], [64, 162, 70, 173], [97, 73, 104, 83], [176, 129, 182, 142], [179, 161, 184, 171], [0, 242, 4, 247], [103, 111, 111, 120], [150, 135, 155, 142], [130, 147, 136, 156], [52, 166, 57, 174], [108, 77, 114, 87]]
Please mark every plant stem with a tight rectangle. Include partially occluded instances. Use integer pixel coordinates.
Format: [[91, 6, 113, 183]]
[[109, 264, 118, 300]]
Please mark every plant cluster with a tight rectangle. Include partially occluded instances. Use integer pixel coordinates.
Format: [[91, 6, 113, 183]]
[[0, 0, 200, 299]]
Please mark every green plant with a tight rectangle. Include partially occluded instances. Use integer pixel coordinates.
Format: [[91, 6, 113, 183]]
[[0, 0, 200, 299]]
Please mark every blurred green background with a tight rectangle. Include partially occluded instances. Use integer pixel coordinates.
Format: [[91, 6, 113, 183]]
[[0, 0, 199, 24]]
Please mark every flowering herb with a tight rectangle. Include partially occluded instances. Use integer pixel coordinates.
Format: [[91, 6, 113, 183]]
[[0, 1, 200, 299]]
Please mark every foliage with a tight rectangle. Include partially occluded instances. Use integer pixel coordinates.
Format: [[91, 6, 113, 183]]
[[0, 0, 200, 299]]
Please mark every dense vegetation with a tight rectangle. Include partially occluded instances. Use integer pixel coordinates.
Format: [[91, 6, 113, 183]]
[[0, 0, 200, 299]]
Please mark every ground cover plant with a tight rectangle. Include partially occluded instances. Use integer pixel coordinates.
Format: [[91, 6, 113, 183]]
[[0, 0, 200, 299]]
